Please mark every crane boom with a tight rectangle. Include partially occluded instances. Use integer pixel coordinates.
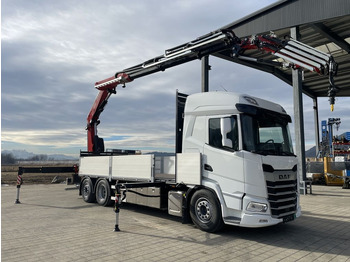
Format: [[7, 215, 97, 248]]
[[87, 29, 338, 153]]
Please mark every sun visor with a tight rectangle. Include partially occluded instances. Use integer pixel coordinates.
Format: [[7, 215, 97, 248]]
[[235, 103, 292, 123]]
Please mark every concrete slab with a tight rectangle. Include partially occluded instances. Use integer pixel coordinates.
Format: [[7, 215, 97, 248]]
[[2, 184, 350, 261]]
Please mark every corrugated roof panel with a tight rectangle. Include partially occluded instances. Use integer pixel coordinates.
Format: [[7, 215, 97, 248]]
[[215, 0, 350, 98]]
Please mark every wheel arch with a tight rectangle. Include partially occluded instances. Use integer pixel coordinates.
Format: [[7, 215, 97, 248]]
[[186, 181, 230, 220], [185, 185, 223, 217], [187, 185, 225, 232]]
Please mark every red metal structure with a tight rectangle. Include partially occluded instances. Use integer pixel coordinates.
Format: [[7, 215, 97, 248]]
[[87, 73, 132, 152]]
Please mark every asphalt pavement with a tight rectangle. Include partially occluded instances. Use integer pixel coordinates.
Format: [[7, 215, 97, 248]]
[[2, 184, 350, 261]]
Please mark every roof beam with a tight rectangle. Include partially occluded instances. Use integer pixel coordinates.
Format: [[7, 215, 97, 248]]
[[310, 22, 350, 54], [213, 52, 317, 98], [214, 52, 290, 82]]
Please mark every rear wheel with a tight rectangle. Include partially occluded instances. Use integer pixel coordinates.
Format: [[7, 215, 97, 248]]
[[81, 178, 95, 203], [190, 189, 224, 232], [95, 179, 112, 206]]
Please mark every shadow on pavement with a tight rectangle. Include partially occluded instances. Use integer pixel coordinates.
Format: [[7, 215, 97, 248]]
[[20, 202, 97, 210], [117, 203, 350, 257]]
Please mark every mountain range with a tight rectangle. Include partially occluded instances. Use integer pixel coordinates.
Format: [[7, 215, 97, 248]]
[[1, 149, 78, 161]]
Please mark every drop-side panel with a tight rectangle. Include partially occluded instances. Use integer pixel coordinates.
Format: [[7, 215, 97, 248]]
[[176, 153, 201, 185], [111, 155, 153, 181], [79, 156, 110, 177]]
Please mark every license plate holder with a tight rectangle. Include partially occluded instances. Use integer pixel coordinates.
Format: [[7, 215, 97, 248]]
[[283, 214, 295, 223]]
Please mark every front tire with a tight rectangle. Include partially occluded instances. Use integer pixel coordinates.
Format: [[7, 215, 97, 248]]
[[190, 189, 224, 232], [95, 179, 112, 206]]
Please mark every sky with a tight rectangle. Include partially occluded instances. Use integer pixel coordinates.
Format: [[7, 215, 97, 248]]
[[2, 0, 350, 157]]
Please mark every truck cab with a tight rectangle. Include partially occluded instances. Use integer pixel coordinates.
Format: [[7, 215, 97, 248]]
[[181, 92, 301, 228]]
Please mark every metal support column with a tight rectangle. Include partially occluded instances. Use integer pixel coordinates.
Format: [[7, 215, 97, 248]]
[[201, 56, 209, 92], [313, 98, 320, 157], [291, 27, 308, 194]]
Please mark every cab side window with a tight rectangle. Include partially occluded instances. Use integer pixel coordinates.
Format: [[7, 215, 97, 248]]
[[209, 116, 238, 151], [209, 118, 222, 148]]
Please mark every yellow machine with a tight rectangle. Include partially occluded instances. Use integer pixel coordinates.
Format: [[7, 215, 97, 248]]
[[324, 157, 345, 186]]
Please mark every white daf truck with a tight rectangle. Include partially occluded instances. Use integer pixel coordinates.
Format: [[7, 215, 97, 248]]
[[78, 29, 337, 232], [79, 91, 300, 232]]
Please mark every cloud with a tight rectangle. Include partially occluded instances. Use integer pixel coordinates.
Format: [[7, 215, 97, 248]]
[[2, 0, 349, 156]]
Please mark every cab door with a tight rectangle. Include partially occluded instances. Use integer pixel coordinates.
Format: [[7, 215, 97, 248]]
[[202, 116, 245, 211]]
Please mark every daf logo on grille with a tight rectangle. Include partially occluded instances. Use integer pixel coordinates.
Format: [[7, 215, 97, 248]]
[[279, 174, 290, 180]]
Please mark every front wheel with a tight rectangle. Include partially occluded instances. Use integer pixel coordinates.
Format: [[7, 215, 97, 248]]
[[190, 189, 224, 232]]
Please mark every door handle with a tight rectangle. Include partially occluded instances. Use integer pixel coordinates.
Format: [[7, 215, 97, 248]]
[[204, 164, 213, 172]]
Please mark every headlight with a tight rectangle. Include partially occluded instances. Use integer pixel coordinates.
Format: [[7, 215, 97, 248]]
[[246, 202, 268, 212]]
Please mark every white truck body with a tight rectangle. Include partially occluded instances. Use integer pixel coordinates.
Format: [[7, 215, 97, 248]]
[[79, 155, 156, 181], [79, 153, 203, 184], [79, 91, 301, 232]]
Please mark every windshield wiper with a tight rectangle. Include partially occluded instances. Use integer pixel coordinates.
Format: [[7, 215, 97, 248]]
[[251, 150, 295, 157], [280, 151, 296, 157], [251, 150, 269, 156]]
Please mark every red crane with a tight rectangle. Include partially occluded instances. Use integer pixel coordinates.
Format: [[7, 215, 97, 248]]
[[86, 29, 338, 153]]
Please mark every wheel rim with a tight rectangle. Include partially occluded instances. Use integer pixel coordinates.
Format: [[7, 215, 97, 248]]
[[83, 182, 91, 199], [97, 184, 106, 202], [195, 197, 212, 223]]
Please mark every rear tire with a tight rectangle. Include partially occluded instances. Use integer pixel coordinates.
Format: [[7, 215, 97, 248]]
[[95, 179, 112, 206], [190, 189, 224, 232], [81, 178, 95, 203]]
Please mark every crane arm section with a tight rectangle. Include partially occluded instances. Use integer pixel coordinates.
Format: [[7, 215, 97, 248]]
[[87, 29, 338, 153]]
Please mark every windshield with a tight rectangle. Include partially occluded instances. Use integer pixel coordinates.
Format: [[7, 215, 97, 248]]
[[241, 114, 294, 156]]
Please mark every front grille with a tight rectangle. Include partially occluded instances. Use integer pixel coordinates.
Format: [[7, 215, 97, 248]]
[[266, 179, 297, 219]]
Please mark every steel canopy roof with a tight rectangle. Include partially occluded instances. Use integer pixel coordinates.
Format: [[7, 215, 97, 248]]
[[214, 0, 350, 99]]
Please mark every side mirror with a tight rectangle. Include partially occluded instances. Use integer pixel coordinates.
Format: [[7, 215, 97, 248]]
[[220, 118, 233, 148]]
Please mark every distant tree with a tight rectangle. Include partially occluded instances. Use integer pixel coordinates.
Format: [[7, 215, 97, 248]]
[[28, 154, 53, 161], [39, 154, 48, 161], [28, 155, 39, 161], [1, 153, 16, 164], [28, 154, 49, 161]]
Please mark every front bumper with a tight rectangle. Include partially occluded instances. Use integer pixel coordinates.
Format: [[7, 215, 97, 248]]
[[225, 205, 301, 228]]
